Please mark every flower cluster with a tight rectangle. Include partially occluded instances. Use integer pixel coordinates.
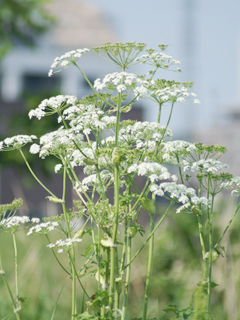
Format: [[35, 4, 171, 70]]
[[27, 221, 59, 235], [135, 47, 181, 70], [92, 42, 146, 69], [134, 79, 200, 104], [150, 182, 210, 213], [47, 238, 82, 253], [29, 126, 84, 159], [0, 216, 30, 232], [231, 176, 240, 196], [28, 95, 78, 120], [94, 72, 141, 93], [183, 159, 229, 173], [0, 135, 37, 151], [0, 198, 23, 215], [127, 162, 177, 183], [48, 48, 89, 77], [162, 140, 196, 164]]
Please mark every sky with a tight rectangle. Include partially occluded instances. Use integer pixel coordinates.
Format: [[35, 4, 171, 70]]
[[86, 0, 240, 137]]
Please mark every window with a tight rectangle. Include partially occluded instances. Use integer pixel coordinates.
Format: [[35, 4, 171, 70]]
[[23, 74, 61, 95]]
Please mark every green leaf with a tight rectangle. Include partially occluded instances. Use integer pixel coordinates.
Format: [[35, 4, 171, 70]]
[[18, 296, 27, 303], [50, 285, 65, 320], [163, 304, 179, 313]]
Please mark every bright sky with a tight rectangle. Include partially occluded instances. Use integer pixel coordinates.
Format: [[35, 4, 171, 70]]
[[87, 0, 240, 136]]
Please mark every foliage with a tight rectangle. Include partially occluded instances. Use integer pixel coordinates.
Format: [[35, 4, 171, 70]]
[[0, 0, 54, 60]]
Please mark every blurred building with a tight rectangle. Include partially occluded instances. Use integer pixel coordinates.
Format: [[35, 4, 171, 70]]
[[1, 0, 116, 102], [0, 0, 143, 214], [193, 104, 240, 176]]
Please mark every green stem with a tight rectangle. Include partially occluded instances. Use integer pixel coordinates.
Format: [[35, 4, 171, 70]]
[[207, 194, 214, 312], [61, 160, 77, 319], [45, 234, 71, 276], [197, 176, 207, 280], [176, 155, 184, 184], [214, 201, 240, 250], [124, 201, 174, 270], [120, 220, 128, 274], [66, 159, 91, 204], [130, 179, 150, 213], [197, 215, 207, 278], [157, 103, 162, 124], [12, 233, 20, 310], [0, 251, 21, 320], [122, 223, 132, 320], [97, 225, 101, 291], [109, 90, 122, 316], [73, 62, 114, 109], [68, 253, 90, 300], [142, 195, 155, 320], [109, 165, 120, 314], [19, 149, 56, 198], [160, 101, 174, 141]]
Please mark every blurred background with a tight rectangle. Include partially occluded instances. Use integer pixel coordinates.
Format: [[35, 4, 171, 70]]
[[0, 0, 240, 319]]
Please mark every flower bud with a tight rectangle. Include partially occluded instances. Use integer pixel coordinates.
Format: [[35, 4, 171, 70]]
[[73, 229, 83, 239], [191, 205, 202, 216], [205, 219, 212, 231], [127, 226, 137, 238], [83, 158, 97, 165], [140, 198, 155, 215], [100, 237, 115, 247], [46, 196, 64, 204], [121, 105, 132, 113], [204, 250, 220, 262], [112, 148, 121, 165]]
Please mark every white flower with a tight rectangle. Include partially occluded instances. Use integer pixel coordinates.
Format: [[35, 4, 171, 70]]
[[116, 85, 126, 92], [48, 48, 89, 76], [48, 238, 82, 253], [0, 135, 37, 151], [27, 221, 59, 235], [176, 97, 185, 103], [48, 69, 53, 77], [29, 95, 78, 120], [29, 144, 40, 154], [54, 164, 62, 173], [47, 243, 55, 248], [183, 159, 229, 173], [0, 216, 30, 232]]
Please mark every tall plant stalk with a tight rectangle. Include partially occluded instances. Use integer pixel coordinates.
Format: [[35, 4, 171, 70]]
[[142, 197, 155, 320]]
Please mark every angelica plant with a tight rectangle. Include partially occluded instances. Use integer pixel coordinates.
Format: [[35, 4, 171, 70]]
[[0, 42, 240, 320]]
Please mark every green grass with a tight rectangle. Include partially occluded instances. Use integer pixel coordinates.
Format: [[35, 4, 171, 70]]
[[1, 201, 240, 319]]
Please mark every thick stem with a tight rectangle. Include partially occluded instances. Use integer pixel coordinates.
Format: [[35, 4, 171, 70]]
[[109, 90, 122, 316], [12, 233, 20, 310], [97, 225, 101, 292], [142, 195, 155, 320], [62, 160, 76, 319], [109, 165, 120, 313], [207, 194, 214, 312], [197, 176, 207, 280], [157, 103, 162, 125], [122, 228, 132, 320]]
